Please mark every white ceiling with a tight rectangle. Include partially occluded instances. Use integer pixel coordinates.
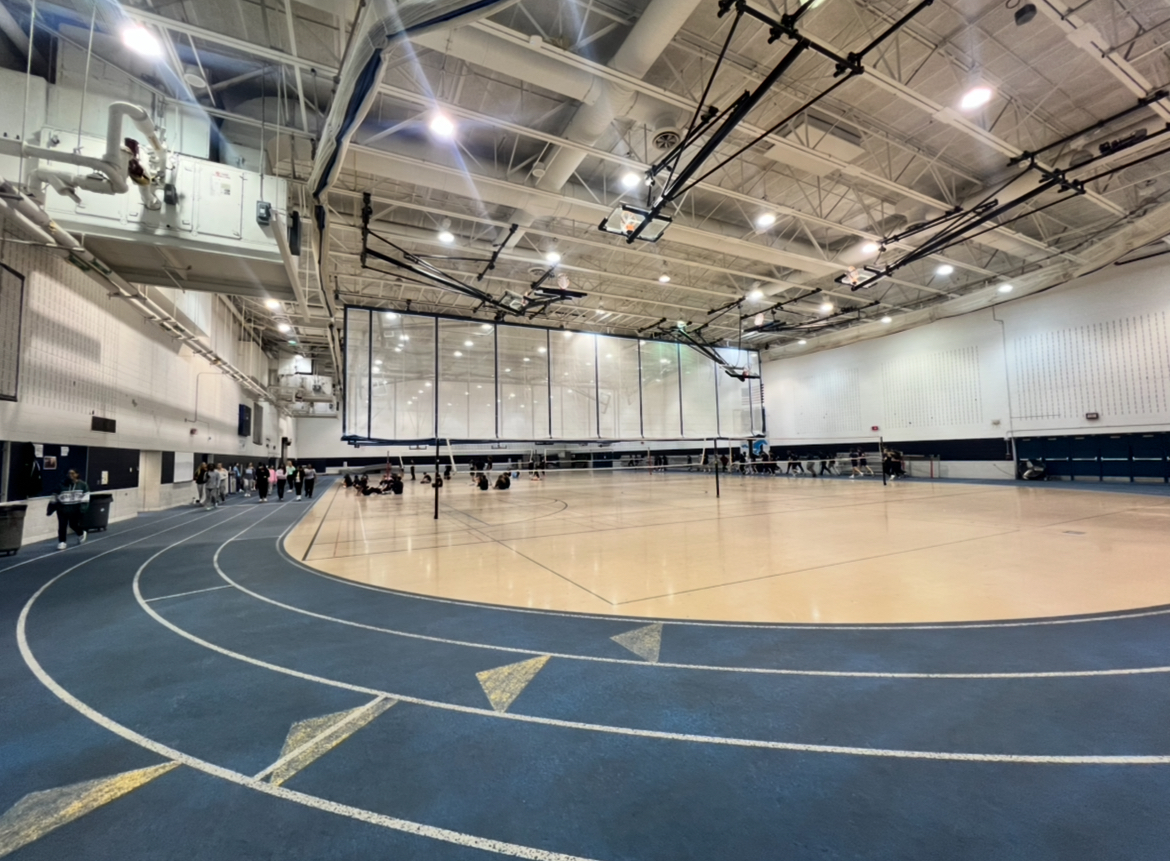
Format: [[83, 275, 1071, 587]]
[[14, 0, 1170, 371]]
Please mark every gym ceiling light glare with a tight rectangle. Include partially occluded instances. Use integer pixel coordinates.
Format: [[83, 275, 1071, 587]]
[[755, 212, 777, 229], [797, 339, 808, 345], [998, 283, 1015, 293], [658, 273, 671, 283], [429, 113, 456, 139], [121, 24, 163, 57], [620, 172, 642, 189], [544, 250, 562, 264], [861, 241, 880, 254], [960, 86, 994, 111], [748, 288, 765, 301], [935, 264, 955, 276], [264, 299, 280, 309], [881, 316, 893, 324], [277, 323, 291, 333], [819, 301, 834, 313]]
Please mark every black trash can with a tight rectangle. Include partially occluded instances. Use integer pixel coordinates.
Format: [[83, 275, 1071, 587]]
[[0, 504, 28, 556], [83, 493, 114, 532]]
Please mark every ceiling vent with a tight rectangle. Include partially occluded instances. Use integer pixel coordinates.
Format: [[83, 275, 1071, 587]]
[[653, 128, 682, 151]]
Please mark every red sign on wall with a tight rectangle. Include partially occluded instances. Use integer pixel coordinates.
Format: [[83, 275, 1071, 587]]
[[871, 426, 880, 432]]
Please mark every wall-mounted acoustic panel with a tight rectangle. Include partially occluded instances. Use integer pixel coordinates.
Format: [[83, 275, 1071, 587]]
[[1012, 313, 1170, 421]]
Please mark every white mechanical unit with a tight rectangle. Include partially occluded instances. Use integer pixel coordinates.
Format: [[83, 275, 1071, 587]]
[[34, 129, 294, 301]]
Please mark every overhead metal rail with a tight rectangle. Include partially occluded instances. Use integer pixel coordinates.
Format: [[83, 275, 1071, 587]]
[[359, 193, 586, 320], [601, 0, 936, 244], [848, 92, 1170, 290]]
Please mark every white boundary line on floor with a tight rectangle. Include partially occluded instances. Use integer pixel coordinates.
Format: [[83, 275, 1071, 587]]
[[0, 504, 200, 574], [11, 511, 608, 860], [145, 585, 232, 603], [119, 510, 1170, 765], [279, 484, 1170, 632], [218, 535, 1170, 680]]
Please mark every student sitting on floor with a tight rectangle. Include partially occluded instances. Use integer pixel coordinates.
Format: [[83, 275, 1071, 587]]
[[390, 475, 404, 495], [477, 473, 490, 491], [494, 473, 511, 490], [421, 473, 432, 485]]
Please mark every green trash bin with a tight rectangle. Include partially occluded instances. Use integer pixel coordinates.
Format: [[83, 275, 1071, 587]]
[[0, 503, 28, 556], [83, 493, 113, 532]]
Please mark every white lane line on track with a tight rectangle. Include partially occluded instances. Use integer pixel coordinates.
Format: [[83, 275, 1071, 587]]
[[176, 522, 1170, 682], [145, 585, 232, 603], [0, 505, 201, 574], [124, 512, 1170, 765], [250, 695, 391, 782], [14, 511, 604, 860]]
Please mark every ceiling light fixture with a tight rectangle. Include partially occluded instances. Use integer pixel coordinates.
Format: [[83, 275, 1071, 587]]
[[544, 249, 562, 264], [748, 288, 764, 301], [658, 273, 671, 283], [960, 86, 993, 111], [264, 298, 280, 310], [819, 301, 834, 313], [438, 229, 454, 244], [797, 339, 807, 345], [464, 340, 473, 347], [998, 283, 1014, 294], [277, 323, 291, 333], [121, 24, 163, 58], [620, 171, 641, 190], [861, 241, 880, 254], [935, 264, 955, 276], [429, 112, 456, 139], [454, 350, 463, 357], [755, 212, 777, 229], [881, 316, 893, 324]]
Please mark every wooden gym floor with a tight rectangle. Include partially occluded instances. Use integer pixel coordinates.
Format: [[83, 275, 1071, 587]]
[[286, 472, 1170, 624]]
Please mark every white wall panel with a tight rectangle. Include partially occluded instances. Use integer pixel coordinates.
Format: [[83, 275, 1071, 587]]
[[761, 255, 1170, 442], [0, 215, 282, 463]]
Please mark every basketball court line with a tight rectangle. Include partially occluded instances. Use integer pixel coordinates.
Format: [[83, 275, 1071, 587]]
[[282, 477, 1170, 631], [210, 528, 1170, 680]]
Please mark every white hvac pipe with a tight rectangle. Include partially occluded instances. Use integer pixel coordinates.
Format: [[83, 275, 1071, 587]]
[[535, 0, 704, 193], [308, 0, 519, 201], [0, 101, 166, 208]]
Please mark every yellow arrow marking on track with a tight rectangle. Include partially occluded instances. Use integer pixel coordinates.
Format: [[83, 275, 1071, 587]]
[[264, 697, 395, 787], [476, 655, 551, 712], [611, 623, 663, 663], [0, 762, 179, 858]]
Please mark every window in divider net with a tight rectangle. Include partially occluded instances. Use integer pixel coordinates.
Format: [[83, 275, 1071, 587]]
[[497, 324, 550, 439], [550, 330, 599, 439], [716, 346, 754, 437], [679, 345, 719, 438], [344, 309, 371, 438], [370, 312, 436, 441], [640, 339, 682, 438], [438, 319, 496, 440], [596, 334, 641, 438]]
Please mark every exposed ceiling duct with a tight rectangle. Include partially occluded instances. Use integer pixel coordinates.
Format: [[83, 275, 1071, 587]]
[[533, 0, 704, 193], [308, 0, 519, 201]]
